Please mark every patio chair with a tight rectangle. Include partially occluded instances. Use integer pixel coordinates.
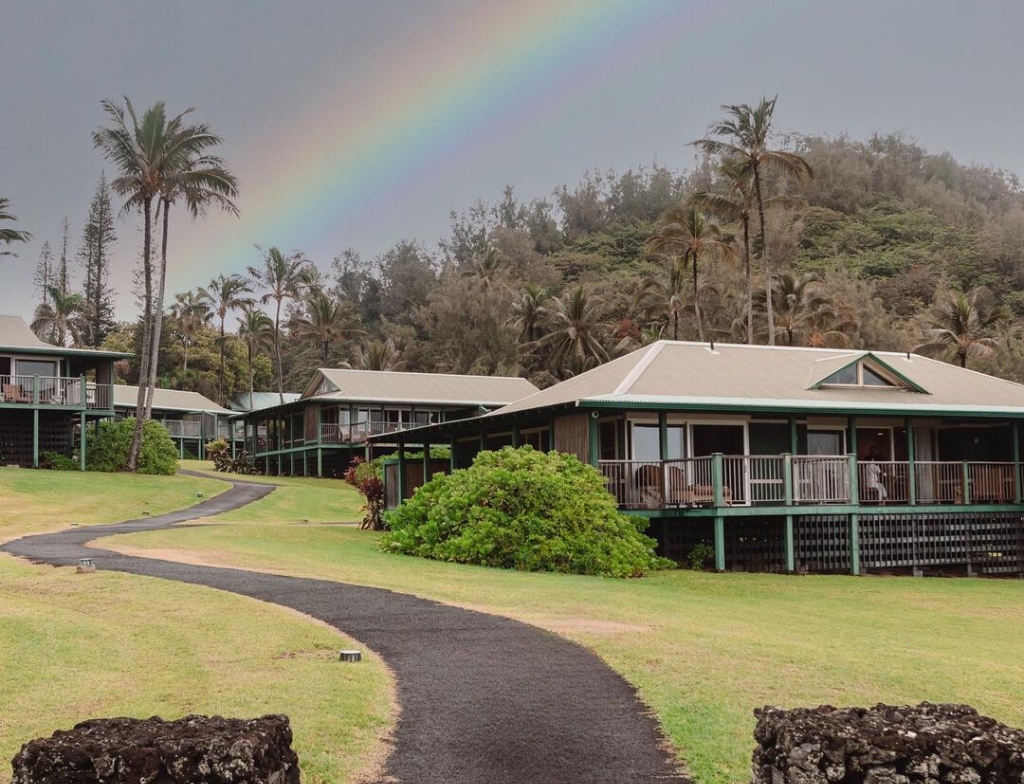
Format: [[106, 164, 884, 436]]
[[634, 464, 663, 509], [3, 384, 31, 403]]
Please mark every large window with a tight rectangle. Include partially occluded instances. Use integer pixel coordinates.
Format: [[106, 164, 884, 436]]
[[15, 359, 58, 378], [632, 424, 685, 461]]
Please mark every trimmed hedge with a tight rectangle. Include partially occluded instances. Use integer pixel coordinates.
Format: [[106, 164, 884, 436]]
[[381, 446, 674, 578]]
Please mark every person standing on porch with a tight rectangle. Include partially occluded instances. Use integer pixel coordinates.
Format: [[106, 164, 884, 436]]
[[864, 445, 888, 502]]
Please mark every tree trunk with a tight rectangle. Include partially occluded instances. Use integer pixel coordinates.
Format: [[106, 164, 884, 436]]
[[753, 163, 775, 345], [183, 336, 189, 373], [127, 197, 154, 472], [144, 198, 170, 423], [275, 298, 284, 405], [742, 213, 753, 344], [691, 251, 704, 343], [218, 318, 226, 405]]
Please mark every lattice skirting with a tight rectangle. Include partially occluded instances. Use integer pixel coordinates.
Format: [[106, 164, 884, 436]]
[[0, 410, 75, 467]]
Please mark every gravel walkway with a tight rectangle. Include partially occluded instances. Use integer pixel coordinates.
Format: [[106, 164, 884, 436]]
[[2, 477, 687, 784]]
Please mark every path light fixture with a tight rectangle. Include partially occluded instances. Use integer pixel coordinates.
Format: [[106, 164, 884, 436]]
[[339, 650, 361, 663], [77, 558, 95, 573], [197, 492, 204, 498]]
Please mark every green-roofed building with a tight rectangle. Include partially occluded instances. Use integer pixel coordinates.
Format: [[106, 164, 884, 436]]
[[376, 340, 1024, 576], [0, 315, 128, 468]]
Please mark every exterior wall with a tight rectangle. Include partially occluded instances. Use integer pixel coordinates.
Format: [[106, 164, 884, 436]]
[[553, 413, 589, 462]]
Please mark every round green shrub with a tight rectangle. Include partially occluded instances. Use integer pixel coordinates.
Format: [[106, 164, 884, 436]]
[[86, 418, 179, 475], [381, 446, 674, 578]]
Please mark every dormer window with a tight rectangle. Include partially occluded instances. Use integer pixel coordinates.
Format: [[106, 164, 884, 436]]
[[808, 352, 926, 393]]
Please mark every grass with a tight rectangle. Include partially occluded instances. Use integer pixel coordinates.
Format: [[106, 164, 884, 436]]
[[0, 466, 228, 542], [103, 473, 1024, 784], [0, 467, 392, 784]]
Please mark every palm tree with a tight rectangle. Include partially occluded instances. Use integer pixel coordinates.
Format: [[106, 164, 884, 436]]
[[236, 304, 275, 407], [293, 289, 359, 364], [646, 206, 733, 341], [757, 272, 852, 347], [691, 159, 756, 342], [93, 97, 218, 468], [0, 197, 31, 256], [147, 134, 238, 420], [200, 273, 252, 402], [536, 286, 609, 379], [248, 247, 311, 403], [915, 288, 1008, 368], [31, 285, 83, 347], [169, 290, 212, 372], [347, 338, 404, 371], [692, 97, 813, 345]]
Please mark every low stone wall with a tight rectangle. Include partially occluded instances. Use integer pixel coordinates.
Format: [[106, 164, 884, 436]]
[[752, 703, 1024, 784], [11, 714, 300, 784]]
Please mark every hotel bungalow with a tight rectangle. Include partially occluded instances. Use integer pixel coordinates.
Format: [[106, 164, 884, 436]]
[[377, 341, 1024, 576]]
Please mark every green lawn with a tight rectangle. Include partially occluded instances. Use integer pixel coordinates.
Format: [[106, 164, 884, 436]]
[[0, 469, 391, 784], [0, 466, 228, 542], [103, 473, 1024, 784]]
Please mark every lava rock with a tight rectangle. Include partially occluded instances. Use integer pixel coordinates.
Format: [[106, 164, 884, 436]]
[[11, 714, 300, 784], [752, 703, 1024, 784]]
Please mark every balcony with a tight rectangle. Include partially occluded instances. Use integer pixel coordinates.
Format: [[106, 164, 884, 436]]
[[162, 419, 202, 438], [598, 455, 1020, 511], [0, 375, 112, 410], [320, 421, 405, 444]]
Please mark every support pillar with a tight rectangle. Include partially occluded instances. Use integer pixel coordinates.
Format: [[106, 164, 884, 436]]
[[587, 413, 599, 467], [847, 417, 858, 459], [713, 515, 725, 572], [906, 418, 917, 505], [1013, 422, 1021, 503], [658, 412, 668, 460], [79, 412, 87, 472], [789, 417, 798, 455], [423, 442, 431, 484], [450, 435, 456, 473], [397, 443, 407, 502], [784, 514, 795, 573], [711, 452, 725, 507], [850, 513, 861, 576], [32, 408, 39, 467], [317, 448, 323, 477]]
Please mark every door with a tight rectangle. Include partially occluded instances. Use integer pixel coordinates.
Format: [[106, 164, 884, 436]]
[[691, 424, 747, 503]]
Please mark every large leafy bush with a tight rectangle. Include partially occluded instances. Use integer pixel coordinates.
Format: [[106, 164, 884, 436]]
[[381, 446, 673, 578], [86, 418, 179, 475]]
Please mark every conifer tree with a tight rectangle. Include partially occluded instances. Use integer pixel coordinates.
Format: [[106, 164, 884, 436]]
[[79, 174, 117, 346]]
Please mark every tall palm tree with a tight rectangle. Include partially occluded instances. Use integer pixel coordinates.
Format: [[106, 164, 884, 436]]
[[756, 272, 852, 347], [248, 246, 311, 403], [691, 159, 756, 342], [347, 338, 404, 371], [147, 138, 238, 420], [169, 290, 212, 372], [536, 286, 609, 379], [93, 97, 220, 468], [692, 97, 813, 345], [200, 273, 252, 403], [0, 197, 31, 256], [646, 206, 733, 341], [293, 289, 358, 364], [915, 289, 1008, 368], [236, 304, 275, 407], [31, 285, 83, 347]]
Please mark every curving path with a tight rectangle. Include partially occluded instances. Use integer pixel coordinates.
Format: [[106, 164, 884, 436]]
[[2, 477, 687, 784]]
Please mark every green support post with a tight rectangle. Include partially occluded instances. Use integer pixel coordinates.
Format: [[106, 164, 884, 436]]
[[848, 453, 859, 505], [423, 442, 431, 484], [479, 430, 487, 454], [784, 514, 795, 573], [179, 439, 184, 459], [450, 435, 456, 473], [32, 409, 39, 467], [79, 412, 87, 471], [849, 513, 861, 576], [906, 419, 917, 505], [588, 413, 600, 467], [789, 418, 798, 455], [397, 443, 407, 502], [848, 418, 857, 458], [1013, 422, 1021, 503], [547, 418, 555, 452], [713, 515, 725, 572], [512, 427, 519, 448], [33, 375, 40, 405], [658, 412, 668, 461], [711, 452, 724, 507], [289, 452, 295, 476], [317, 448, 323, 477], [783, 453, 794, 506]]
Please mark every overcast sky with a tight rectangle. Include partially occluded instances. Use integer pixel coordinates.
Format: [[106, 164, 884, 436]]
[[3, 0, 1023, 324]]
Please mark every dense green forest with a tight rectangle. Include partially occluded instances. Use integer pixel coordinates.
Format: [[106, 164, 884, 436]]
[[15, 121, 1024, 403]]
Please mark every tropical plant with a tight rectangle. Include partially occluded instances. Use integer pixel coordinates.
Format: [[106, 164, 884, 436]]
[[915, 288, 1008, 368], [692, 96, 813, 345], [344, 457, 386, 530], [646, 206, 734, 341], [248, 246, 311, 403], [85, 418, 178, 475], [30, 285, 84, 347], [347, 338, 404, 371], [236, 304, 275, 405], [293, 288, 359, 364], [200, 273, 253, 402], [169, 290, 212, 372], [0, 197, 31, 256], [536, 286, 609, 379], [756, 272, 853, 347]]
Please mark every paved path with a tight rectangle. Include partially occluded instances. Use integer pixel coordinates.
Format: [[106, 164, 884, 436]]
[[2, 478, 687, 784]]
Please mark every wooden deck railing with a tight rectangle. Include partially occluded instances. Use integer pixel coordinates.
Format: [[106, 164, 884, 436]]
[[599, 455, 1022, 511], [0, 375, 112, 410]]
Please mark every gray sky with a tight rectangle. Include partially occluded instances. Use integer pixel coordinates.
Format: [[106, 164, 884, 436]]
[[3, 0, 1023, 324]]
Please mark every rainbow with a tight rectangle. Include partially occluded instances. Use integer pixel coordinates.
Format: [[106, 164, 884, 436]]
[[173, 0, 712, 283]]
